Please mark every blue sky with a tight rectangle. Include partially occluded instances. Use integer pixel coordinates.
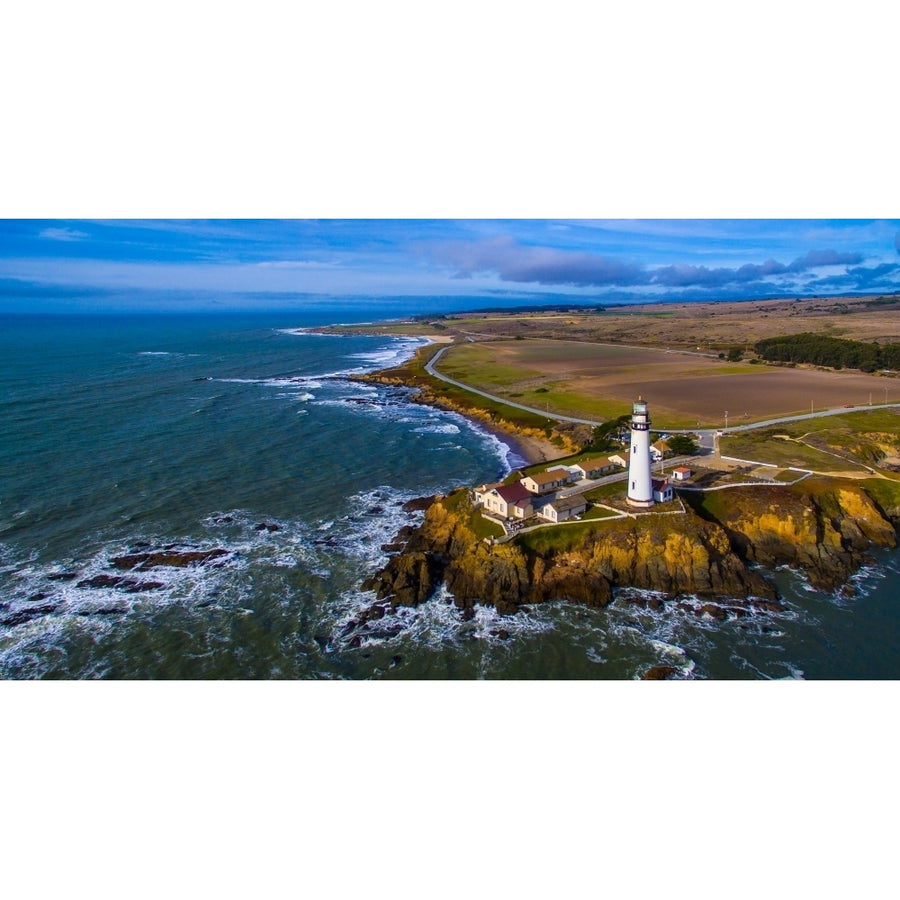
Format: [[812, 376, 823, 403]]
[[1, 219, 899, 313]]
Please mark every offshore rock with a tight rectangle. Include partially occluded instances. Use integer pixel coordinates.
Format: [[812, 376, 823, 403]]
[[643, 665, 680, 680], [111, 548, 230, 571]]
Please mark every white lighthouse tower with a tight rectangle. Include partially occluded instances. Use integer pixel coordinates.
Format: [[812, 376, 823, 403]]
[[626, 396, 654, 508]]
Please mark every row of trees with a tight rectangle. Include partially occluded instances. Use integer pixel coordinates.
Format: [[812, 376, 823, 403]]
[[755, 333, 900, 372]]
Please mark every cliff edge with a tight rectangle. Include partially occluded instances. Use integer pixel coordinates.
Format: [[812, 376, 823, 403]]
[[363, 479, 896, 617]]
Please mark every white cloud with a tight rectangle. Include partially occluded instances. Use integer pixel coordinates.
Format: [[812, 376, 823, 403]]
[[38, 226, 89, 241]]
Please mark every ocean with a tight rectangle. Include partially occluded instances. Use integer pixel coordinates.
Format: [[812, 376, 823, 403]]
[[2, 310, 898, 679]]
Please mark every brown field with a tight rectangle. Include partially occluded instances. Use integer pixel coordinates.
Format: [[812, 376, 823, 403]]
[[438, 339, 897, 428], [443, 294, 900, 349]]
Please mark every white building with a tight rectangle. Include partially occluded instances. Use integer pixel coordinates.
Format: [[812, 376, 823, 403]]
[[626, 396, 654, 508], [652, 477, 673, 503]]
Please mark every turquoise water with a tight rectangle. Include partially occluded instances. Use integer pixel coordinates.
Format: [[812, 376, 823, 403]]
[[1, 312, 898, 679]]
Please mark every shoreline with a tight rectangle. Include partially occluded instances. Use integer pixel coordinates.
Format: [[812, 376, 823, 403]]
[[356, 329, 570, 468]]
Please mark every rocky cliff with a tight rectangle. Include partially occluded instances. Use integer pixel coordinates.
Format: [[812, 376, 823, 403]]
[[362, 479, 897, 618], [683, 479, 897, 591]]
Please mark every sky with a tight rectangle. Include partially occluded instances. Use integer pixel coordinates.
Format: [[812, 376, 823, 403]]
[[1, 219, 899, 314]]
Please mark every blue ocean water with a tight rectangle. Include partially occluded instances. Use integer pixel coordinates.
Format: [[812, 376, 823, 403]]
[[1, 311, 898, 678]]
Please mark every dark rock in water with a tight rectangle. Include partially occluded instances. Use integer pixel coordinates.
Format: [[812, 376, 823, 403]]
[[77, 606, 127, 616], [368, 506, 384, 516], [47, 572, 78, 582], [698, 603, 727, 621], [2, 605, 59, 627], [366, 623, 404, 640], [394, 525, 419, 543], [402, 495, 438, 513], [390, 655, 403, 667], [460, 606, 476, 621], [111, 548, 229, 571], [751, 599, 786, 614], [79, 574, 136, 590], [643, 665, 679, 680], [213, 515, 235, 525], [254, 522, 280, 533], [348, 635, 362, 649], [77, 574, 164, 592], [28, 592, 49, 602]]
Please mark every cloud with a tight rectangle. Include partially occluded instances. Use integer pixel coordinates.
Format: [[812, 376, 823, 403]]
[[38, 226, 89, 242], [787, 249, 863, 270], [652, 249, 862, 289], [430, 235, 649, 287], [429, 234, 867, 293]]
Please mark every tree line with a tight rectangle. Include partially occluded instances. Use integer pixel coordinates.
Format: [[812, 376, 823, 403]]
[[755, 333, 900, 372]]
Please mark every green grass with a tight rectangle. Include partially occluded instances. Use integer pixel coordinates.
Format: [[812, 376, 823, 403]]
[[514, 522, 600, 554], [583, 480, 628, 503], [583, 505, 622, 521], [720, 431, 870, 471], [860, 477, 900, 512], [443, 488, 505, 539]]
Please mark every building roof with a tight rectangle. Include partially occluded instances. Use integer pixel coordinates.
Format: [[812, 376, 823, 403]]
[[496, 482, 534, 505], [673, 466, 692, 474], [576, 456, 614, 473], [525, 469, 570, 486], [547, 494, 588, 512]]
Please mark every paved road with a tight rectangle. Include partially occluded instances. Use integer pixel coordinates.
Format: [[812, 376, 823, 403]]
[[424, 344, 601, 426], [425, 343, 900, 441]]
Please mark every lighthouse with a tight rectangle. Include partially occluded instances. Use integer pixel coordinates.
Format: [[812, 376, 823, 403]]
[[626, 396, 654, 508]]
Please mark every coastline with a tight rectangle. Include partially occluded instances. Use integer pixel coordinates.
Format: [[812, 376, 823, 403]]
[[354, 329, 570, 467], [482, 423, 567, 467]]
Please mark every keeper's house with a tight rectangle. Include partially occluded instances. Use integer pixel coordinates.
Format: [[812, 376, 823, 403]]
[[572, 457, 617, 479], [473, 482, 534, 519], [521, 469, 573, 495], [536, 494, 588, 523], [608, 450, 630, 468]]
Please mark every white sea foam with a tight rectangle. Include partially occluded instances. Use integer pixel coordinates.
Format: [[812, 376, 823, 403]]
[[0, 510, 352, 676], [412, 423, 460, 435]]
